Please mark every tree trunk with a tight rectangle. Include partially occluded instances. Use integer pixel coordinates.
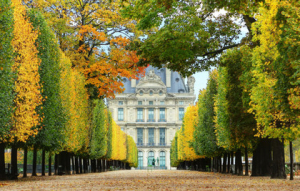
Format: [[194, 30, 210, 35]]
[[11, 145, 18, 179], [65, 152, 70, 175], [236, 149, 243, 175], [223, 153, 227, 173], [227, 152, 230, 173], [245, 146, 249, 176], [234, 152, 238, 175], [71, 155, 75, 174], [271, 138, 286, 179], [230, 151, 234, 173], [79, 157, 83, 174], [54, 154, 58, 175], [41, 149, 45, 176], [32, 146, 37, 176], [251, 138, 272, 176], [0, 143, 5, 180], [23, 146, 27, 178], [290, 141, 293, 180], [48, 154, 52, 176], [75, 156, 79, 174]]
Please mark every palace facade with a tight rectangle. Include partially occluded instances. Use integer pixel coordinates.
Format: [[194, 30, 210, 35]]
[[107, 66, 195, 169]]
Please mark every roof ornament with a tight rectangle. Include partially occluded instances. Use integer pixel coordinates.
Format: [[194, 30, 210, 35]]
[[187, 76, 195, 94]]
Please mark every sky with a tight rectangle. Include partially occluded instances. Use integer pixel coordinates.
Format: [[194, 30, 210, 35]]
[[192, 71, 210, 100]]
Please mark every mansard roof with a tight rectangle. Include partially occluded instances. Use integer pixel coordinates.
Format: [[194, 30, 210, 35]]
[[121, 65, 189, 94]]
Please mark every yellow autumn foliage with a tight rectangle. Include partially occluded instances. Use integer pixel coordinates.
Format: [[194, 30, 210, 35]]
[[10, 0, 42, 143], [111, 120, 127, 161], [177, 105, 204, 161]]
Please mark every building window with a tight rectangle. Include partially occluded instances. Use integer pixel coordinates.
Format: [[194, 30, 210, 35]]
[[159, 128, 165, 146], [179, 108, 184, 121], [121, 127, 124, 131], [138, 101, 142, 105], [160, 151, 166, 168], [148, 108, 154, 122], [137, 108, 143, 121], [137, 128, 143, 146], [118, 108, 123, 121], [159, 108, 165, 120], [148, 128, 154, 146], [159, 91, 163, 96], [149, 101, 153, 105], [148, 151, 154, 166], [179, 101, 184, 105], [138, 151, 143, 168], [160, 101, 164, 105], [149, 90, 153, 95], [139, 90, 143, 95], [118, 101, 123, 105]]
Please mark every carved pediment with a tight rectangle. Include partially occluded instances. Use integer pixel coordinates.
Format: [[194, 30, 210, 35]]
[[137, 69, 166, 88]]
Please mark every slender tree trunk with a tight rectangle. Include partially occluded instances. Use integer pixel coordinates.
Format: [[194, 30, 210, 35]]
[[271, 138, 286, 179], [227, 152, 230, 173], [65, 152, 70, 175], [48, 154, 52, 176], [71, 155, 75, 174], [41, 149, 45, 176], [223, 153, 227, 173], [0, 143, 5, 180], [230, 151, 234, 173], [290, 141, 293, 180], [251, 138, 272, 176], [75, 156, 79, 174], [54, 154, 58, 175], [32, 146, 37, 176], [236, 149, 243, 175], [11, 145, 18, 179], [23, 146, 27, 178], [79, 157, 83, 174], [234, 152, 238, 175], [245, 146, 249, 176]]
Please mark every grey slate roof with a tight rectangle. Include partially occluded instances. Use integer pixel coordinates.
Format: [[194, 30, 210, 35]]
[[121, 65, 188, 94]]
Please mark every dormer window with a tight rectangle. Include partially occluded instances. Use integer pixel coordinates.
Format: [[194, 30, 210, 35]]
[[149, 90, 153, 96], [139, 90, 143, 96], [159, 90, 163, 96]]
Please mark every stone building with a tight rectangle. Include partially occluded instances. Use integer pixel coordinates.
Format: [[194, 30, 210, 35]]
[[107, 66, 195, 169]]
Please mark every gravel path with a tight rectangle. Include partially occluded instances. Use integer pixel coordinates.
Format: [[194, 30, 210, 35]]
[[1, 170, 300, 190]]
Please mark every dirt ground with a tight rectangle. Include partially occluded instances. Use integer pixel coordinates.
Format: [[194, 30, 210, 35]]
[[1, 170, 300, 190]]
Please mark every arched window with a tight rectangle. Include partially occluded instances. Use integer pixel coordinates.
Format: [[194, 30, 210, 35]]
[[138, 151, 143, 169], [160, 151, 166, 168], [148, 151, 154, 166]]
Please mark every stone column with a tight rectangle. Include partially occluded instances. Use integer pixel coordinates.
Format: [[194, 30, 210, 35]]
[[144, 107, 147, 122]]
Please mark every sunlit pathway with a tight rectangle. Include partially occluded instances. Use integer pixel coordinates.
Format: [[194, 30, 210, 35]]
[[1, 170, 300, 190]]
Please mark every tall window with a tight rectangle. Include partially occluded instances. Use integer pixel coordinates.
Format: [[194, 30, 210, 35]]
[[160, 101, 164, 105], [179, 108, 184, 121], [160, 151, 166, 168], [148, 108, 154, 121], [179, 101, 184, 105], [149, 101, 153, 105], [159, 108, 165, 119], [118, 101, 123, 105], [138, 151, 143, 168], [159, 128, 165, 146], [137, 128, 143, 146], [137, 108, 143, 120], [118, 108, 123, 121], [138, 101, 142, 105], [148, 128, 154, 146], [148, 151, 154, 166]]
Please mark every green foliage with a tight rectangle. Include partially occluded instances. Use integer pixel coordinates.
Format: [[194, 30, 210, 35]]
[[90, 99, 107, 159], [27, 9, 65, 151], [170, 132, 179, 167], [193, 70, 221, 157], [123, 0, 241, 76], [0, 0, 15, 142], [105, 110, 113, 160]]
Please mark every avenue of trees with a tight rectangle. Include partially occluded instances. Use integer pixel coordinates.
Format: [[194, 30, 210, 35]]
[[0, 0, 141, 180], [121, 0, 300, 180]]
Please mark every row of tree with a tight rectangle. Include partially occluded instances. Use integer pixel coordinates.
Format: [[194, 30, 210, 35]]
[[122, 0, 299, 180], [0, 0, 139, 180]]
